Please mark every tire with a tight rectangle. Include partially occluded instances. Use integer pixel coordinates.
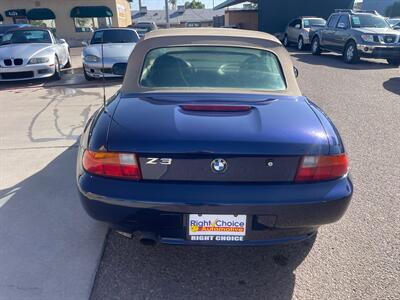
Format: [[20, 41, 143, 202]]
[[64, 53, 71, 69], [311, 37, 321, 55], [83, 66, 95, 81], [297, 36, 304, 51], [51, 56, 61, 80], [344, 41, 359, 64], [387, 58, 400, 67], [283, 35, 289, 47]]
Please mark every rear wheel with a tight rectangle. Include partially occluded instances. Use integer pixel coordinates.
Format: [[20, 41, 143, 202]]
[[283, 35, 289, 47], [51, 56, 61, 80], [387, 58, 400, 67], [344, 41, 359, 64], [64, 52, 72, 69], [311, 37, 321, 55], [297, 36, 304, 51]]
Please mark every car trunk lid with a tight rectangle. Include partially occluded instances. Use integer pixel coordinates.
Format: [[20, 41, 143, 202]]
[[107, 93, 329, 182]]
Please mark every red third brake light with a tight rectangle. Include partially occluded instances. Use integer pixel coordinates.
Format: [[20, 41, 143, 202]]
[[295, 154, 349, 182], [82, 150, 141, 180]]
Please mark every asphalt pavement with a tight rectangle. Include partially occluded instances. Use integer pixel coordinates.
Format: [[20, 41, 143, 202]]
[[91, 51, 400, 300]]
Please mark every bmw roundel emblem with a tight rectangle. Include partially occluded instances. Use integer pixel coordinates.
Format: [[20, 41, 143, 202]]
[[211, 158, 227, 173]]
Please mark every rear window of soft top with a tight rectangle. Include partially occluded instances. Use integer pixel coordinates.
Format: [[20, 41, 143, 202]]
[[139, 46, 287, 91]]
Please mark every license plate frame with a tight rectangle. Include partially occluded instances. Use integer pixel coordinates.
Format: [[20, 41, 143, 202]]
[[187, 214, 247, 242]]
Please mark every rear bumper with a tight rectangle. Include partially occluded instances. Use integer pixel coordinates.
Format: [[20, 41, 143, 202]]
[[357, 44, 400, 59], [77, 172, 353, 245]]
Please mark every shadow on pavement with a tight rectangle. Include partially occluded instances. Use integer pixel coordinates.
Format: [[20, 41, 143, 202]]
[[289, 49, 395, 70], [91, 231, 316, 300], [0, 146, 107, 299], [383, 77, 400, 96]]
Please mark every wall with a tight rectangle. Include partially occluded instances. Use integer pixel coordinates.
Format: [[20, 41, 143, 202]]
[[225, 10, 258, 30], [115, 0, 132, 27], [0, 0, 132, 44], [362, 0, 399, 16], [258, 0, 355, 33]]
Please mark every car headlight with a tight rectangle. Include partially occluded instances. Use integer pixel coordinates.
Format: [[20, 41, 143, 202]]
[[361, 34, 375, 43], [84, 55, 100, 63], [28, 57, 50, 64]]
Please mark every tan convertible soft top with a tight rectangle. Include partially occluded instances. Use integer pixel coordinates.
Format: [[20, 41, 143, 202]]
[[121, 28, 301, 96]]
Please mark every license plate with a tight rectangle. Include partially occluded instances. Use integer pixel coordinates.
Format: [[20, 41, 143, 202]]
[[188, 214, 246, 242]]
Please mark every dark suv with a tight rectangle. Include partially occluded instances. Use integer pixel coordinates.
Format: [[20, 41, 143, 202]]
[[310, 10, 400, 65]]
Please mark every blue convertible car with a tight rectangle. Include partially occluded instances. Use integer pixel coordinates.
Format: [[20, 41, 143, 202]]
[[76, 28, 353, 246]]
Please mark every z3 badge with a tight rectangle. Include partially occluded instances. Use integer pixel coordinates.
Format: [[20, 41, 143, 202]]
[[145, 158, 172, 165]]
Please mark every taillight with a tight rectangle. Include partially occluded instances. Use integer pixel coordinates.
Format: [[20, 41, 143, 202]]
[[295, 154, 348, 182], [82, 150, 141, 180]]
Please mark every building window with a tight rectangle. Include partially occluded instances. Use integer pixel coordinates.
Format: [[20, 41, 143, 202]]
[[30, 19, 56, 28], [27, 8, 56, 29], [13, 17, 29, 24], [73, 17, 112, 32]]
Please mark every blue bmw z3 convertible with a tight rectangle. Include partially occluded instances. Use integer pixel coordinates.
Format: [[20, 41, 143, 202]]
[[76, 28, 353, 246]]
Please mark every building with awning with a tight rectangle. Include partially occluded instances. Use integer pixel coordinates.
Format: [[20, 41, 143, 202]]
[[0, 0, 132, 45], [215, 0, 355, 34], [25, 8, 56, 28]]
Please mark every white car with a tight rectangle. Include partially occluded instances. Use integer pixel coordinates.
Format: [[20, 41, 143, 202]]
[[82, 28, 139, 80], [0, 27, 70, 81], [283, 17, 326, 50]]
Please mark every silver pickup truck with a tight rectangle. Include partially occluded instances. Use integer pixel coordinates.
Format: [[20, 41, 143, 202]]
[[310, 9, 400, 65]]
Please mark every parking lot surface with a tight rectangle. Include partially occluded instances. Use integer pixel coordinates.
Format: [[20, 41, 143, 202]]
[[0, 49, 121, 300], [91, 52, 400, 300], [0, 50, 399, 300]]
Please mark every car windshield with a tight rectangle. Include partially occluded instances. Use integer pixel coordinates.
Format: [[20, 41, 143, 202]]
[[388, 19, 400, 26], [0, 29, 51, 45], [140, 46, 286, 91], [132, 27, 151, 33], [91, 30, 139, 44], [351, 14, 389, 28], [137, 23, 154, 29], [303, 18, 326, 28]]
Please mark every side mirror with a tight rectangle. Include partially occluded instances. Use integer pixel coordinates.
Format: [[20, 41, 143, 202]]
[[337, 23, 348, 29], [293, 66, 299, 78], [59, 38, 66, 44], [81, 40, 89, 47], [112, 63, 127, 76]]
